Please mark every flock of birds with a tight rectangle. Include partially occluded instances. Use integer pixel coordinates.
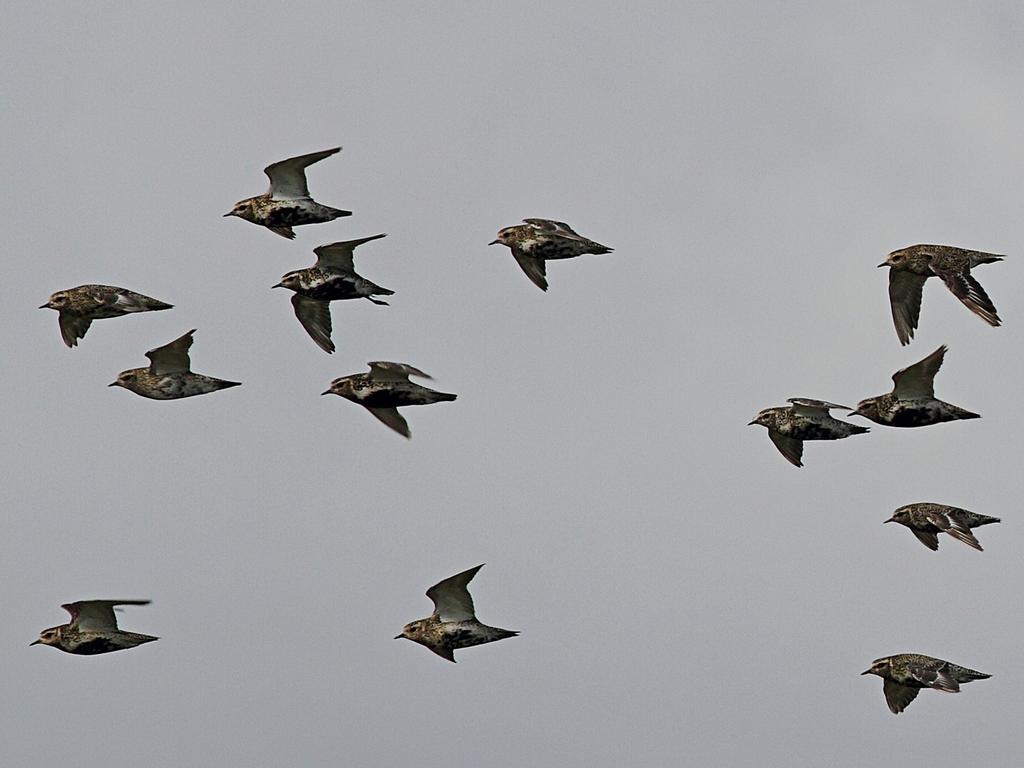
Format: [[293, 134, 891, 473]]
[[33, 147, 608, 664], [31, 146, 1004, 711], [750, 242, 1004, 713]]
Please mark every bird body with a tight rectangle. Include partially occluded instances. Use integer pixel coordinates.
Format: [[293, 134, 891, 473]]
[[225, 148, 351, 239], [489, 218, 612, 291], [110, 329, 240, 400], [323, 361, 455, 437], [862, 653, 989, 713], [40, 284, 172, 347], [886, 503, 1000, 551], [32, 600, 157, 655], [396, 565, 517, 662], [749, 398, 868, 467], [852, 345, 979, 427], [881, 244, 1003, 345], [274, 235, 393, 354]]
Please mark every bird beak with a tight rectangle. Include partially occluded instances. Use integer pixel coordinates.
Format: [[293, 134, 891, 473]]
[[108, 381, 119, 388], [223, 212, 234, 217], [271, 283, 283, 289], [747, 420, 757, 426], [488, 239, 499, 245], [321, 390, 331, 396], [860, 669, 872, 675], [394, 634, 403, 640], [883, 517, 895, 524], [30, 640, 41, 646], [38, 303, 50, 309], [876, 262, 887, 268], [848, 410, 860, 417]]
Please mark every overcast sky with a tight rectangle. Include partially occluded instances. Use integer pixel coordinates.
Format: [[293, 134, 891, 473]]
[[4, 2, 1024, 766]]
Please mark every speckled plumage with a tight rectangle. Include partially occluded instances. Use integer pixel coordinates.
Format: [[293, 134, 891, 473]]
[[880, 244, 1003, 345], [748, 398, 868, 467], [851, 345, 979, 427], [862, 653, 990, 714], [322, 361, 456, 438], [31, 600, 157, 655], [40, 284, 172, 347], [224, 148, 351, 239], [274, 234, 393, 354], [489, 218, 613, 291], [395, 565, 518, 662], [886, 503, 1000, 551], [109, 329, 240, 400]]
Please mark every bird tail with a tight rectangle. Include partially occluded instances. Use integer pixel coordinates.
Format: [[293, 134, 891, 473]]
[[325, 206, 353, 219]]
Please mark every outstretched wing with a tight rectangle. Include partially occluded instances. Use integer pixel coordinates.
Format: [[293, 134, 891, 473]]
[[924, 509, 983, 551], [523, 218, 587, 241], [366, 406, 410, 438], [426, 565, 483, 622], [768, 430, 803, 467], [264, 147, 341, 200], [58, 314, 93, 348], [892, 345, 946, 399], [787, 398, 850, 416], [313, 234, 387, 272], [931, 266, 1001, 328], [146, 330, 195, 374], [62, 600, 150, 631], [291, 295, 334, 354], [512, 251, 549, 291], [882, 679, 921, 714], [366, 361, 431, 381], [887, 270, 927, 346]]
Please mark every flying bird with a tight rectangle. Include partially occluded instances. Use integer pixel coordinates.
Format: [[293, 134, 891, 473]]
[[395, 565, 518, 662], [862, 653, 990, 714], [880, 244, 1003, 345], [31, 600, 157, 655], [748, 398, 868, 467], [850, 345, 979, 426], [885, 503, 1000, 551], [109, 329, 240, 399], [489, 218, 613, 291], [322, 361, 455, 438], [40, 285, 172, 348], [273, 234, 394, 354], [224, 147, 351, 239]]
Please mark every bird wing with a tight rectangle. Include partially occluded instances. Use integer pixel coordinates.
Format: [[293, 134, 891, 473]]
[[930, 265, 1001, 327], [291, 295, 334, 354], [906, 660, 960, 692], [146, 329, 195, 374], [58, 314, 93, 348], [768, 430, 803, 467], [522, 218, 587, 241], [924, 509, 983, 551], [366, 406, 410, 438], [909, 528, 940, 551], [62, 600, 149, 631], [787, 398, 850, 416], [366, 361, 431, 381], [313, 234, 387, 272], [264, 147, 341, 200], [882, 679, 921, 714], [891, 345, 946, 399], [512, 251, 549, 291], [887, 270, 927, 346], [426, 565, 483, 622]]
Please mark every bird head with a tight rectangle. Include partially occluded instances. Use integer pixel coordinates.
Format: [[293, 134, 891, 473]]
[[878, 248, 911, 269], [224, 199, 256, 221], [321, 377, 355, 399], [39, 292, 68, 310], [108, 370, 138, 389], [395, 620, 425, 641], [31, 626, 62, 648], [861, 657, 891, 677], [273, 272, 302, 291], [849, 399, 877, 420], [747, 409, 773, 427], [489, 227, 517, 247], [884, 508, 910, 526]]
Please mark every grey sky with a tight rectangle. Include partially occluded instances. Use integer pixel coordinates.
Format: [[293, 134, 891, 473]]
[[4, 2, 1024, 766]]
